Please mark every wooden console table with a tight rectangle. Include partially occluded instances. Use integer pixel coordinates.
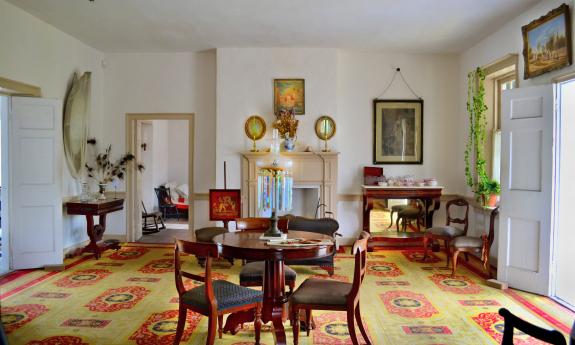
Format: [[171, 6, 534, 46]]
[[65, 198, 124, 259], [362, 185, 443, 249]]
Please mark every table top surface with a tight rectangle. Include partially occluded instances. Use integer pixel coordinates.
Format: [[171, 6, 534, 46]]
[[66, 198, 125, 206], [362, 185, 444, 189], [211, 230, 335, 261]]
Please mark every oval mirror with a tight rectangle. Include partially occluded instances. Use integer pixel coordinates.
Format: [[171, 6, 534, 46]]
[[63, 72, 91, 180]]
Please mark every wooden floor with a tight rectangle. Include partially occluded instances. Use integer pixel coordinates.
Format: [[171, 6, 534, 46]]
[[137, 219, 191, 244]]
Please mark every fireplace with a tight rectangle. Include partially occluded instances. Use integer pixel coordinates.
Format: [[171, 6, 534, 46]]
[[241, 151, 339, 219]]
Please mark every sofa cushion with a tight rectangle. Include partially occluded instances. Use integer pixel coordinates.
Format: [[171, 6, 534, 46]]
[[284, 215, 339, 237], [181, 280, 262, 311], [240, 261, 297, 283], [195, 227, 228, 243], [291, 278, 351, 306]]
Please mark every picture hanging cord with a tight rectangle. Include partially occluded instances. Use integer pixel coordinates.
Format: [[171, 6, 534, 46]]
[[375, 67, 422, 100]]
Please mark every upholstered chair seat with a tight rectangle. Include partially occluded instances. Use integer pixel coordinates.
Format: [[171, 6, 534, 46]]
[[290, 278, 351, 306], [182, 280, 263, 312], [195, 227, 228, 243], [427, 226, 464, 237], [452, 236, 483, 249]]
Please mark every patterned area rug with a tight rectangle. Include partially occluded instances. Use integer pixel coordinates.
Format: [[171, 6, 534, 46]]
[[1, 243, 573, 345]]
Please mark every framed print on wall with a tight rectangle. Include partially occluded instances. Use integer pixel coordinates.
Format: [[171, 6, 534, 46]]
[[373, 99, 423, 164], [522, 3, 572, 79], [209, 189, 241, 222], [274, 79, 305, 115]]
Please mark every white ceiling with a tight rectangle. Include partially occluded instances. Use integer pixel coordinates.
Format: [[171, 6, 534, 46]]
[[8, 0, 540, 54]]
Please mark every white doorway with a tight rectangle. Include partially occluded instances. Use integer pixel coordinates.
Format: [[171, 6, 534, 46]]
[[125, 114, 194, 243], [0, 95, 9, 274], [553, 77, 575, 310]]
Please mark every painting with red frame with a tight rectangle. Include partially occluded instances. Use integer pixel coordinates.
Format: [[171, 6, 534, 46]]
[[209, 189, 241, 221]]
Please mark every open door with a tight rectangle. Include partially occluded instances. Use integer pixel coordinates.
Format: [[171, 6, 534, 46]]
[[498, 84, 554, 295], [10, 97, 63, 269]]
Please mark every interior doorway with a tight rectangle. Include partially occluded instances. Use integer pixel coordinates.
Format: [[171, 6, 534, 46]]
[[553, 77, 575, 310], [125, 114, 194, 243], [0, 95, 9, 274]]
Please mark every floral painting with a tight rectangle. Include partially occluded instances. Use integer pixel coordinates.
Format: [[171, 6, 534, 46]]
[[274, 79, 305, 115]]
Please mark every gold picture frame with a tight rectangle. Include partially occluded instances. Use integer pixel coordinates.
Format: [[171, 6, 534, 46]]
[[315, 115, 336, 152], [244, 115, 266, 151], [273, 79, 305, 115], [522, 4, 572, 79]]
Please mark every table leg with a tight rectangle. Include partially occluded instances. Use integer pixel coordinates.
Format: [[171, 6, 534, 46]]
[[223, 260, 288, 345], [425, 198, 441, 228], [363, 196, 373, 231]]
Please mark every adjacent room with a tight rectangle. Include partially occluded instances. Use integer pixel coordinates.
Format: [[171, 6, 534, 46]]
[[0, 1, 574, 344]]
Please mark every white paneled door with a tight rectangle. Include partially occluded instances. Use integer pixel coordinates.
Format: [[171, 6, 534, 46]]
[[10, 97, 63, 269], [498, 84, 554, 295]]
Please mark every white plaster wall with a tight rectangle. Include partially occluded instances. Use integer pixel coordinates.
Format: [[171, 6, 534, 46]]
[[458, 0, 575, 263], [102, 52, 217, 233], [0, 0, 105, 248], [216, 48, 461, 241], [167, 120, 189, 185]]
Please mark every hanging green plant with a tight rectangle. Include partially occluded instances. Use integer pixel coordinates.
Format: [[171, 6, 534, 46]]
[[464, 67, 491, 202]]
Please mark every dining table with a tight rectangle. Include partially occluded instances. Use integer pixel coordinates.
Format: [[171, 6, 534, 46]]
[[212, 230, 335, 345]]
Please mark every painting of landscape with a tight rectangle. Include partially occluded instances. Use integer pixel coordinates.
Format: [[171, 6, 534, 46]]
[[522, 4, 572, 79]]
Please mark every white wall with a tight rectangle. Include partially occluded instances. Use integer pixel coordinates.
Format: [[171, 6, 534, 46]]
[[458, 0, 575, 262], [216, 48, 460, 240], [102, 52, 217, 232], [0, 0, 105, 248], [167, 120, 189, 185]]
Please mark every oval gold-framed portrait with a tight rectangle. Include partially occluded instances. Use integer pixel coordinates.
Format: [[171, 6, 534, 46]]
[[314, 115, 336, 140], [244, 115, 266, 141]]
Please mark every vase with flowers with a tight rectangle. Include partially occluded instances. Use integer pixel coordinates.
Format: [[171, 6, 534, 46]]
[[273, 108, 299, 151], [85, 138, 144, 200]]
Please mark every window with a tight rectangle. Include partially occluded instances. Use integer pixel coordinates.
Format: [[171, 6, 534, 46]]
[[492, 74, 516, 183]]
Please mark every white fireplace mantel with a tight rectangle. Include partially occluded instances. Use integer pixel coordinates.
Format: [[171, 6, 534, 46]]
[[240, 151, 339, 219]]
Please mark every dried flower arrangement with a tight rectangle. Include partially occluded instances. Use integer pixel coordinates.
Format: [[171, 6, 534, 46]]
[[85, 138, 144, 184], [273, 108, 299, 138]]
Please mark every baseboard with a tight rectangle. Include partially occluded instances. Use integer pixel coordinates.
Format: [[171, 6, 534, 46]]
[[103, 234, 127, 242], [338, 237, 356, 246], [63, 235, 127, 258]]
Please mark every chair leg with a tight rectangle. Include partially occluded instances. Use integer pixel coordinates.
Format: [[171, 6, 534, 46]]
[[158, 216, 166, 229], [305, 309, 312, 336], [173, 306, 187, 345], [217, 314, 223, 339], [464, 252, 470, 261], [452, 250, 460, 277], [388, 210, 395, 229], [254, 303, 262, 345], [288, 280, 295, 295], [292, 307, 300, 345], [346, 308, 360, 345], [422, 236, 429, 262], [444, 240, 451, 267], [206, 313, 217, 345], [396, 215, 400, 232], [355, 304, 371, 345]]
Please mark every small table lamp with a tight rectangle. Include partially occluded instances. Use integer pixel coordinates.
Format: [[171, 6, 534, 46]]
[[257, 129, 293, 239]]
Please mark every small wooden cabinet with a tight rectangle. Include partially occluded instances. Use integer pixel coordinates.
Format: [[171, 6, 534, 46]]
[[65, 198, 124, 259]]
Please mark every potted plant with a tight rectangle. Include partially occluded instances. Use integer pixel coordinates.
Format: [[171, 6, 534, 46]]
[[477, 179, 500, 207]]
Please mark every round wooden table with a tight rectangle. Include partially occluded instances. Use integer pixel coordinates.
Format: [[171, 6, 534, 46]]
[[213, 230, 335, 345]]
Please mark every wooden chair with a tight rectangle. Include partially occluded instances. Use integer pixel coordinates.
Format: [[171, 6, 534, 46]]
[[498, 308, 566, 345], [290, 231, 372, 345], [387, 204, 409, 229], [235, 218, 296, 294], [155, 186, 180, 220], [174, 240, 263, 345], [451, 206, 499, 277], [395, 200, 424, 232], [141, 201, 166, 234], [422, 198, 469, 267]]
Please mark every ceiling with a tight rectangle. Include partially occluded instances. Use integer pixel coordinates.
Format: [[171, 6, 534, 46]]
[[8, 0, 540, 54]]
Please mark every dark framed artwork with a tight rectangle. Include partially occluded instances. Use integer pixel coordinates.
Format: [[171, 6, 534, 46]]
[[522, 3, 572, 79], [373, 99, 423, 164], [209, 189, 241, 221], [273, 79, 305, 115]]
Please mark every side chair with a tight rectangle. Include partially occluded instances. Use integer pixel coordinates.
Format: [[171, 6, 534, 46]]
[[422, 198, 470, 267], [235, 218, 296, 294], [451, 206, 499, 277], [498, 308, 566, 345], [290, 231, 372, 345], [174, 240, 263, 345]]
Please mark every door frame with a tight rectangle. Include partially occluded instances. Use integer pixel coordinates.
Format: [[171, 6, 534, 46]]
[[0, 95, 9, 274], [125, 113, 195, 242]]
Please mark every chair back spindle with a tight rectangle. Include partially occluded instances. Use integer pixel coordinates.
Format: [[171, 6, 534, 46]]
[[235, 218, 289, 232], [499, 308, 566, 345], [446, 198, 470, 235]]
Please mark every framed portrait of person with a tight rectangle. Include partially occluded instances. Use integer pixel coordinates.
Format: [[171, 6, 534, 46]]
[[373, 99, 423, 164]]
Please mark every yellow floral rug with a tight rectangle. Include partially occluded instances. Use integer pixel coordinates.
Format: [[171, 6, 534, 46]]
[[1, 243, 573, 345]]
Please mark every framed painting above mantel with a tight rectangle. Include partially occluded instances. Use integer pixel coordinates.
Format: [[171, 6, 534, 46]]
[[373, 99, 423, 164]]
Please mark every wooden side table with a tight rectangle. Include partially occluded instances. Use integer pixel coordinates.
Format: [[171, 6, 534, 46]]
[[65, 198, 124, 259]]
